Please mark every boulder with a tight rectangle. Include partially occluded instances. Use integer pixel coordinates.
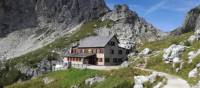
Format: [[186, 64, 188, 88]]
[[128, 52, 137, 57], [133, 72, 163, 88], [196, 63, 200, 68], [188, 29, 200, 43], [121, 61, 129, 68], [148, 72, 159, 83], [173, 57, 181, 63], [188, 35, 197, 43], [134, 76, 149, 84], [188, 68, 198, 78], [195, 29, 200, 38], [176, 68, 180, 73], [139, 48, 151, 56], [188, 49, 200, 63], [134, 84, 143, 88], [71, 85, 79, 88], [43, 77, 54, 84], [163, 44, 185, 62], [85, 76, 105, 86]]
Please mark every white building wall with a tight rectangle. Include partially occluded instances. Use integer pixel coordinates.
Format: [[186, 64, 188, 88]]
[[96, 53, 104, 65], [63, 57, 83, 64], [104, 37, 127, 65]]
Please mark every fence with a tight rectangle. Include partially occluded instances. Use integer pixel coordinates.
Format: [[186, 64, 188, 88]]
[[52, 63, 88, 71], [71, 63, 88, 69]]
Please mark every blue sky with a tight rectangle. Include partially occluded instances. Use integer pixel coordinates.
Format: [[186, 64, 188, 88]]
[[105, 0, 200, 32]]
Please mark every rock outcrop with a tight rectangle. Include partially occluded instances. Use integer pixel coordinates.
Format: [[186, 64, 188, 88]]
[[97, 5, 164, 49], [0, 0, 108, 37], [133, 72, 164, 88], [188, 49, 200, 63], [85, 76, 105, 86], [139, 48, 151, 56], [15, 58, 62, 77], [163, 44, 186, 63], [188, 63, 200, 78]]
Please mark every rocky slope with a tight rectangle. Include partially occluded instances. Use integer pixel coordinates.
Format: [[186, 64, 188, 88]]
[[172, 5, 200, 35], [0, 0, 109, 59], [97, 5, 164, 49]]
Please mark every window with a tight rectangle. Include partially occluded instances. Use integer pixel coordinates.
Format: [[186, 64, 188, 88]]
[[105, 58, 110, 62], [84, 49, 88, 53], [118, 58, 122, 62], [98, 58, 102, 62], [109, 41, 115, 46], [97, 49, 100, 53], [126, 50, 130, 54], [80, 49, 83, 53], [88, 49, 92, 53], [100, 48, 104, 53], [113, 58, 118, 63], [93, 49, 97, 53], [76, 58, 79, 62], [118, 50, 122, 54], [110, 49, 114, 54], [73, 49, 76, 53]]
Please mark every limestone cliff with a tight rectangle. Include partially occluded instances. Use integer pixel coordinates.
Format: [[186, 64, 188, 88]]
[[99, 5, 164, 49]]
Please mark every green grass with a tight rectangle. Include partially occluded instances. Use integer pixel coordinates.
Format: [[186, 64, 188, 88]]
[[6, 69, 102, 88], [139, 32, 192, 51], [6, 67, 152, 88], [138, 32, 200, 85]]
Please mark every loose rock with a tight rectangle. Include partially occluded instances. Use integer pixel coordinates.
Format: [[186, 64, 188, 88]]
[[43, 77, 54, 84], [85, 76, 105, 86], [188, 68, 198, 78], [139, 48, 151, 56], [188, 49, 200, 63]]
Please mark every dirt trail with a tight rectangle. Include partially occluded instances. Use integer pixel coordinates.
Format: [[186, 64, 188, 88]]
[[87, 65, 190, 88], [137, 68, 190, 88]]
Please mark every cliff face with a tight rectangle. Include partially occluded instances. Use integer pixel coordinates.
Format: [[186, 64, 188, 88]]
[[0, 0, 109, 59], [171, 5, 200, 35], [99, 5, 164, 49], [0, 0, 108, 37]]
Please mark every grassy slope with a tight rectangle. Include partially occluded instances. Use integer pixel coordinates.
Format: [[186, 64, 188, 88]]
[[7, 68, 151, 88], [139, 32, 192, 51], [0, 20, 113, 86], [139, 32, 200, 85]]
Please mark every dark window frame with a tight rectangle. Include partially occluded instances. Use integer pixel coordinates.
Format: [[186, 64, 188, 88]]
[[105, 58, 110, 62], [110, 49, 114, 54], [118, 50, 123, 54]]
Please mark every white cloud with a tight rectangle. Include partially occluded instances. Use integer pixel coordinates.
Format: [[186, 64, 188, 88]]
[[145, 0, 169, 15], [161, 0, 200, 12]]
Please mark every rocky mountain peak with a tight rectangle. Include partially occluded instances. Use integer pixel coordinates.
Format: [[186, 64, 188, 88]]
[[171, 5, 200, 35], [100, 4, 163, 49], [114, 4, 129, 11], [102, 4, 137, 21]]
